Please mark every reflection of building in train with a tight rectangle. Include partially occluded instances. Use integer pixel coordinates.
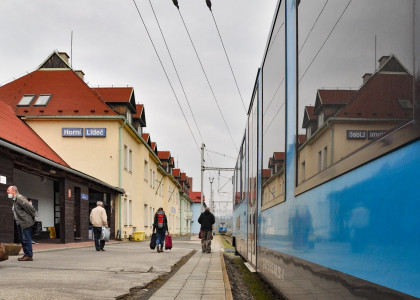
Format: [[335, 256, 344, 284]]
[[298, 55, 414, 183], [262, 152, 285, 210]]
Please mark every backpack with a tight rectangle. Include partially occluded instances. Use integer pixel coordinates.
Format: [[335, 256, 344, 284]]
[[157, 212, 165, 229]]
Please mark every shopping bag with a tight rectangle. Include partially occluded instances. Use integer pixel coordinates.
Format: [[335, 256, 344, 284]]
[[100, 227, 110, 242], [198, 231, 202, 239], [0, 243, 9, 262], [165, 234, 172, 250], [150, 233, 157, 250]]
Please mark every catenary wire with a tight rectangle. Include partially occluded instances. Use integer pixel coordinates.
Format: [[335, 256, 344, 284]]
[[176, 9, 239, 153], [298, 0, 329, 54], [131, 0, 200, 152], [209, 10, 247, 113], [299, 0, 353, 82], [264, 0, 351, 132], [148, 0, 204, 144]]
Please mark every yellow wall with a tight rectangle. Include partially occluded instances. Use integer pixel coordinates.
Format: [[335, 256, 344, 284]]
[[26, 119, 120, 185], [298, 120, 398, 182], [26, 118, 173, 239]]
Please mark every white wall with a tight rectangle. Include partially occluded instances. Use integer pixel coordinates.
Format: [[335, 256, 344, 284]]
[[14, 169, 55, 228]]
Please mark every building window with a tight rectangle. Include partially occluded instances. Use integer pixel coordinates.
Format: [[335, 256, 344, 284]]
[[17, 95, 35, 106], [323, 146, 328, 170], [152, 171, 155, 189], [318, 150, 322, 172], [306, 127, 311, 140], [318, 112, 324, 128], [144, 204, 148, 227], [127, 111, 132, 123], [129, 149, 132, 172], [149, 169, 153, 187], [124, 198, 128, 226], [34, 94, 52, 106], [318, 147, 328, 172], [144, 160, 148, 182], [301, 161, 306, 182], [128, 200, 132, 225], [150, 207, 154, 227], [397, 99, 413, 109]]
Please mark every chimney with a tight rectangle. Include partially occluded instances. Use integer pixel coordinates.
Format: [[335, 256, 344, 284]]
[[75, 70, 85, 81], [378, 56, 390, 69], [57, 52, 70, 64], [362, 73, 372, 84]]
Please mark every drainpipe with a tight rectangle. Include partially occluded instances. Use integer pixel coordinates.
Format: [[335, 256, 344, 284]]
[[327, 120, 334, 166], [119, 118, 127, 238]]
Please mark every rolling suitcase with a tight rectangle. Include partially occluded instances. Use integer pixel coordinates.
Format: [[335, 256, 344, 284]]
[[165, 234, 172, 250]]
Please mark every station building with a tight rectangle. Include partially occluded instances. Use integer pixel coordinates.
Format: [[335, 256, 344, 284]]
[[298, 55, 414, 183], [0, 50, 193, 240], [0, 101, 123, 244]]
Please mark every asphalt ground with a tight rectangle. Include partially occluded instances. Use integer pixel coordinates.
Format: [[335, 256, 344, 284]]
[[0, 237, 200, 300]]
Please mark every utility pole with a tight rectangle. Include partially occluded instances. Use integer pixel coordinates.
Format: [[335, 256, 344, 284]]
[[200, 143, 205, 213], [209, 177, 214, 214]]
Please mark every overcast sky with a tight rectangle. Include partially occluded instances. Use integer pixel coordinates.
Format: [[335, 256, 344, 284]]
[[0, 0, 278, 215]]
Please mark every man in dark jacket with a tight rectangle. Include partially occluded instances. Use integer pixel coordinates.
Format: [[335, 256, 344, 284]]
[[198, 207, 215, 253], [153, 208, 168, 253], [7, 185, 36, 261]]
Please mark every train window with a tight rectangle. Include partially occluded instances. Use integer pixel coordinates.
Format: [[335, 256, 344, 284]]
[[233, 138, 247, 210], [261, 2, 286, 211], [296, 0, 419, 192]]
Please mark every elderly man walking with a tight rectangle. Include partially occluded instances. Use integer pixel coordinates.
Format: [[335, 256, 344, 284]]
[[198, 207, 215, 253], [90, 201, 108, 251], [7, 185, 36, 261]]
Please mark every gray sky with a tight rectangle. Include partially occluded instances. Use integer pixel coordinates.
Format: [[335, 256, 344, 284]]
[[0, 0, 278, 215]]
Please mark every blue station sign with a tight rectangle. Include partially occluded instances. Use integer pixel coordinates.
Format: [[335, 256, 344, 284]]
[[85, 128, 106, 137], [62, 128, 83, 137], [81, 193, 89, 200]]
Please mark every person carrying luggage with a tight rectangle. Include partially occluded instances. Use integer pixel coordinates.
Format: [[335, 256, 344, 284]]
[[153, 208, 168, 253]]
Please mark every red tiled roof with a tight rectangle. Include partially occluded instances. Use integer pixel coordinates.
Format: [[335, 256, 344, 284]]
[[336, 73, 413, 119], [92, 87, 133, 103], [262, 169, 271, 178], [317, 90, 356, 106], [151, 142, 157, 151], [172, 169, 180, 178], [0, 101, 68, 166], [189, 191, 205, 203], [142, 133, 150, 143], [180, 173, 186, 181], [133, 104, 144, 118], [298, 134, 307, 144], [273, 152, 285, 160], [158, 151, 171, 160], [0, 70, 117, 116]]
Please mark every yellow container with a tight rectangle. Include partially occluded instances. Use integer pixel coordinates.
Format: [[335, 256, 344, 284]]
[[133, 231, 145, 241]]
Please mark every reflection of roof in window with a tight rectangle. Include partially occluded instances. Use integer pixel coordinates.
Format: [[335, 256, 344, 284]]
[[18, 95, 35, 106], [34, 94, 52, 106]]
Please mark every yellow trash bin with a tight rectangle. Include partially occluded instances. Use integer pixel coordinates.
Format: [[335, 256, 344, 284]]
[[133, 231, 145, 241]]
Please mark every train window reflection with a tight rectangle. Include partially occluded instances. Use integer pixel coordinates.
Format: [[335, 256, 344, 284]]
[[297, 0, 417, 189], [262, 3, 286, 211]]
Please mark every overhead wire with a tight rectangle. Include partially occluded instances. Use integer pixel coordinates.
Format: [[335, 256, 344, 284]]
[[173, 4, 239, 153], [131, 0, 200, 152], [299, 0, 353, 82], [147, 0, 204, 144], [205, 148, 236, 160], [263, 0, 350, 134], [208, 8, 247, 113]]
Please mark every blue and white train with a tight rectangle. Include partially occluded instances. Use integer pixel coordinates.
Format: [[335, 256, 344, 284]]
[[232, 1, 419, 299]]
